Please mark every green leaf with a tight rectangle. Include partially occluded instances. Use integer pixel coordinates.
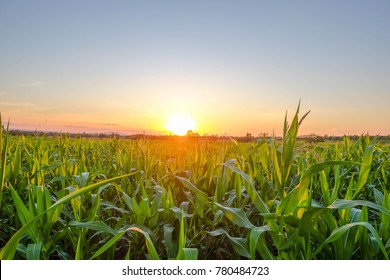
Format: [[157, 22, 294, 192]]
[[327, 199, 390, 216], [178, 208, 186, 252], [176, 176, 209, 203], [249, 225, 271, 260], [314, 222, 388, 259], [178, 248, 198, 260], [88, 193, 101, 221], [9, 185, 39, 243], [319, 170, 330, 206], [0, 115, 9, 210], [10, 185, 31, 226], [298, 208, 328, 237], [163, 225, 176, 259], [214, 202, 255, 229], [68, 221, 116, 235], [26, 242, 42, 260], [122, 191, 137, 212], [170, 206, 192, 220], [75, 234, 83, 260], [208, 229, 250, 258], [222, 160, 269, 214], [90, 226, 159, 260], [278, 161, 357, 215], [127, 226, 160, 260], [139, 197, 152, 217], [353, 145, 374, 198], [90, 231, 125, 260]]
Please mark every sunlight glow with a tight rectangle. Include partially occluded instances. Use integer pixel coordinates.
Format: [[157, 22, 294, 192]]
[[164, 113, 196, 136]]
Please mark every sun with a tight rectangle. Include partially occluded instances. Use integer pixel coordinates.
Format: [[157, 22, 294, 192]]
[[165, 112, 196, 136]]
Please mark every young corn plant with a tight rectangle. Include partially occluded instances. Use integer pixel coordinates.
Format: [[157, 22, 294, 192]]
[[1, 106, 389, 260]]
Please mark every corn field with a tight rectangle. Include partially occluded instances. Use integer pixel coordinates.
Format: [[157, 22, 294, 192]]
[[0, 107, 389, 260]]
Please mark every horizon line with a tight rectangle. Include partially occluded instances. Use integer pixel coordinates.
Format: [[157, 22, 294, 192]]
[[5, 127, 390, 138]]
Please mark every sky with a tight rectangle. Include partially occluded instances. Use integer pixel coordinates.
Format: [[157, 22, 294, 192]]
[[0, 0, 389, 136]]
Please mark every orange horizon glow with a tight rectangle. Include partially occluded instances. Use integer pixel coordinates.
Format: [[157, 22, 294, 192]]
[[3, 110, 389, 137]]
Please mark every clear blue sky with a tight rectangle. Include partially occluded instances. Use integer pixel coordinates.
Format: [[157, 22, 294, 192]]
[[1, 0, 389, 135]]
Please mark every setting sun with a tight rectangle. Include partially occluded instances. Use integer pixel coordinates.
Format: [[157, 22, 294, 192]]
[[164, 112, 196, 136]]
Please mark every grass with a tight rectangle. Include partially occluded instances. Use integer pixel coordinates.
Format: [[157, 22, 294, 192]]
[[0, 106, 389, 259]]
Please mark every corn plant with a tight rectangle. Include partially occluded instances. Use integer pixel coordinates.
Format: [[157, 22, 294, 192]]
[[0, 106, 389, 260]]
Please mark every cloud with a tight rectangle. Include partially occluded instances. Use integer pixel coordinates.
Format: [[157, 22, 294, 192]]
[[1, 82, 46, 88], [0, 101, 36, 107], [64, 125, 93, 129]]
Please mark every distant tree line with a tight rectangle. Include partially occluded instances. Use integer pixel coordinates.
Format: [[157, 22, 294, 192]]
[[7, 129, 390, 143]]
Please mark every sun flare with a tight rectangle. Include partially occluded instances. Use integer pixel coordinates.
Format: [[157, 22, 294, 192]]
[[165, 113, 196, 136]]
